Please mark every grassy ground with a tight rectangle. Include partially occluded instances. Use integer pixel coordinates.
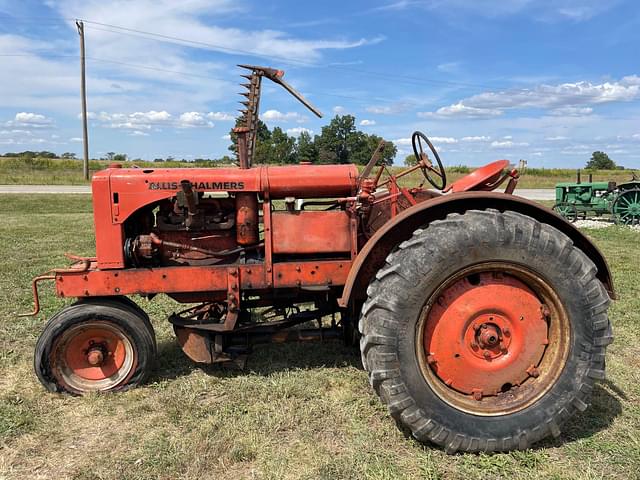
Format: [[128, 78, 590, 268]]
[[1, 157, 636, 189], [0, 194, 638, 479]]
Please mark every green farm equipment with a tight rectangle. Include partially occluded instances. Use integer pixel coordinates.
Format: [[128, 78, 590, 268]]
[[553, 171, 640, 225]]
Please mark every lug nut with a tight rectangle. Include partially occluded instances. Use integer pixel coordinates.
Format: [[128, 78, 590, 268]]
[[427, 355, 437, 365], [526, 365, 540, 378], [472, 389, 483, 401], [483, 350, 491, 359]]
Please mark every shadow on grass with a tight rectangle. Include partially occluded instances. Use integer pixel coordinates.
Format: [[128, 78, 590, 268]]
[[152, 337, 624, 449], [153, 337, 362, 381], [525, 379, 624, 450]]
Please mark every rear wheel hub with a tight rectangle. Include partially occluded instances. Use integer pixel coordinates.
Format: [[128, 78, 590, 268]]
[[421, 268, 559, 410]]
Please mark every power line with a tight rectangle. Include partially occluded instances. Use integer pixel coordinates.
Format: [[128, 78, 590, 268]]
[[0, 52, 408, 106], [80, 20, 509, 90]]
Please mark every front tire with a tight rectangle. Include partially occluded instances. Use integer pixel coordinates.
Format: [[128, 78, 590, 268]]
[[35, 302, 156, 394], [359, 210, 612, 453]]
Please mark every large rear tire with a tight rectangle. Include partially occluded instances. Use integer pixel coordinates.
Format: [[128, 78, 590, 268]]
[[35, 302, 156, 394], [359, 210, 612, 453]]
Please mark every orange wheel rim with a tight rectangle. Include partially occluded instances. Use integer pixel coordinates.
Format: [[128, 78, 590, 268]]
[[417, 263, 571, 416], [51, 321, 136, 392]]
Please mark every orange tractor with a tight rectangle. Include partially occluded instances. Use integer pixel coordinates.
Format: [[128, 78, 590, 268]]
[[25, 66, 613, 453]]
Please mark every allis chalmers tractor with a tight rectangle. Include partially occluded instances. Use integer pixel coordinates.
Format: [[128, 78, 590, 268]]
[[25, 66, 614, 453]]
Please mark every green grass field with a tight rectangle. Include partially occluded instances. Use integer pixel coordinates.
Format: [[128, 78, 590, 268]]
[[0, 194, 638, 479], [0, 157, 636, 189]]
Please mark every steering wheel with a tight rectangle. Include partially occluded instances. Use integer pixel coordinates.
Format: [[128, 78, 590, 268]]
[[411, 131, 447, 190]]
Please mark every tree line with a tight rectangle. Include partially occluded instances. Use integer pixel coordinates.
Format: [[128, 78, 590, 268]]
[[1, 125, 627, 170], [229, 115, 397, 165]]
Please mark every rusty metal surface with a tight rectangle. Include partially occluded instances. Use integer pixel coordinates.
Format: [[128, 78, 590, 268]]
[[173, 326, 215, 363], [55, 260, 352, 298], [272, 210, 351, 254], [235, 65, 322, 167], [416, 262, 572, 416], [423, 272, 547, 396], [273, 260, 349, 288], [445, 160, 510, 193], [235, 192, 259, 245]]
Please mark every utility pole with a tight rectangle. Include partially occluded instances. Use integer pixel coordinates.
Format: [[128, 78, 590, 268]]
[[76, 20, 89, 180]]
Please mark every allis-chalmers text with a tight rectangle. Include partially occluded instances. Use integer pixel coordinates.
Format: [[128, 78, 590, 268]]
[[148, 181, 246, 190]]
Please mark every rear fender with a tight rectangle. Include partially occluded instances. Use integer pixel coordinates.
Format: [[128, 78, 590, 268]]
[[339, 192, 614, 307]]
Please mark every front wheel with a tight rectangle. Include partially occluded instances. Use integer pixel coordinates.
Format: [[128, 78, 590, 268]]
[[35, 302, 156, 394], [359, 210, 612, 453]]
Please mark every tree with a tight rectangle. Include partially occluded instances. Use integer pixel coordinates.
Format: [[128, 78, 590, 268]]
[[113, 153, 128, 162], [227, 114, 397, 165], [404, 154, 418, 166], [315, 115, 357, 164], [61, 152, 77, 159], [105, 152, 115, 161], [586, 151, 616, 170], [296, 130, 318, 163], [313, 115, 396, 165], [270, 127, 296, 164], [363, 135, 397, 166]]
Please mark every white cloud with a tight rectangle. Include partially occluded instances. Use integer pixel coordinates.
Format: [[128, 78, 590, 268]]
[[372, 0, 618, 23], [15, 112, 51, 125], [93, 110, 173, 130], [53, 0, 382, 63], [70, 137, 83, 142], [443, 76, 640, 114], [332, 106, 345, 114], [87, 110, 221, 130], [129, 130, 150, 137], [491, 140, 530, 149], [461, 136, 491, 142], [392, 136, 457, 146], [420, 76, 640, 120], [178, 112, 214, 128], [286, 127, 313, 136], [5, 112, 54, 128], [365, 103, 410, 115], [207, 112, 235, 121], [359, 119, 376, 126], [550, 106, 593, 116], [431, 136, 458, 144], [221, 134, 231, 140], [261, 110, 306, 123], [366, 106, 394, 115], [419, 102, 503, 118], [546, 135, 569, 141], [436, 62, 460, 73]]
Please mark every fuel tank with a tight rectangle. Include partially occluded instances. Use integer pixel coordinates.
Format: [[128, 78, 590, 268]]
[[103, 163, 359, 199]]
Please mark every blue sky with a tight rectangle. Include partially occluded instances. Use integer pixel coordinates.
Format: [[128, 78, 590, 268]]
[[1, 0, 639, 168]]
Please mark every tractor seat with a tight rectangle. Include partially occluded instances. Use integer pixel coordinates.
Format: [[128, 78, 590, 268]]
[[445, 160, 510, 193]]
